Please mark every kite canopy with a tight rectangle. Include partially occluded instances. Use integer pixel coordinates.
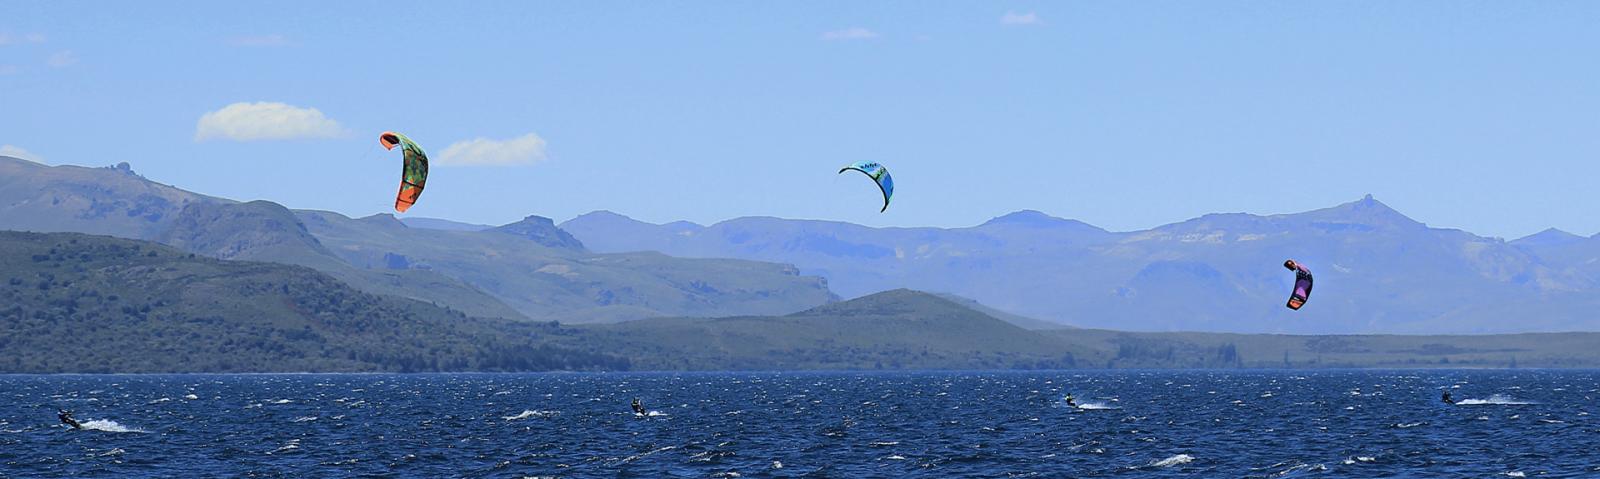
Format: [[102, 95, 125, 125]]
[[1284, 260, 1313, 310], [379, 131, 429, 213], [838, 161, 894, 212]]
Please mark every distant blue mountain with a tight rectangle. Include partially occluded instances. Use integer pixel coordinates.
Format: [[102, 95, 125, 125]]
[[563, 195, 1599, 334]]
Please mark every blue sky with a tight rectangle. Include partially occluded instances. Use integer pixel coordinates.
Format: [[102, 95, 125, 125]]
[[2, 1, 1597, 238]]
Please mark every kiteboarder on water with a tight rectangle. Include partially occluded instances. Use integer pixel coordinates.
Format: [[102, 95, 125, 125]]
[[1064, 393, 1077, 408], [632, 398, 646, 416], [58, 409, 81, 429], [1441, 390, 1455, 405]]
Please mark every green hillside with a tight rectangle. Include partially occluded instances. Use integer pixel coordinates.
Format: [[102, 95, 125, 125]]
[[578, 290, 1079, 370], [0, 232, 626, 373]]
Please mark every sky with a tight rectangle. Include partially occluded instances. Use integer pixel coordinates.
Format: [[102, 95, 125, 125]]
[[2, 1, 1597, 239]]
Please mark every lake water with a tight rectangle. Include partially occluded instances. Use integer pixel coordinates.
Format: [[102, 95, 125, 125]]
[[2, 370, 1596, 477]]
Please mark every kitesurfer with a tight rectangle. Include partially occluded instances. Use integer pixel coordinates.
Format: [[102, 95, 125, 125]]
[[632, 398, 646, 415], [1064, 393, 1077, 408], [378, 131, 430, 213], [838, 161, 895, 212], [1441, 390, 1455, 405], [1284, 260, 1314, 310], [58, 409, 81, 430]]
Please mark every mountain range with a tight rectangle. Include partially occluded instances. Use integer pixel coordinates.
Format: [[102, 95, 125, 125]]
[[9, 154, 1600, 335], [0, 156, 833, 324], [561, 197, 1600, 334]]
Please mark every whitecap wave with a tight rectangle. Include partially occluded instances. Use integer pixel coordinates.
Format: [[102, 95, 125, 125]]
[[503, 410, 558, 420], [1151, 453, 1194, 467], [292, 416, 319, 423], [78, 419, 146, 433]]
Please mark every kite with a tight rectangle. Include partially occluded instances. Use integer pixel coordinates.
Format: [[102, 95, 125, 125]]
[[838, 161, 894, 212], [1283, 259, 1313, 310], [379, 131, 429, 213]]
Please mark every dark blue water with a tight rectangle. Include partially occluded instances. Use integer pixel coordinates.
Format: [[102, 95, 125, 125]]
[[2, 371, 1597, 477]]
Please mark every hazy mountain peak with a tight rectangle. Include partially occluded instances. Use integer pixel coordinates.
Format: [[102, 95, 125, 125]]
[[1293, 194, 1421, 228], [977, 211, 1110, 241], [982, 210, 1075, 227], [0, 155, 46, 168], [793, 289, 976, 317], [1512, 227, 1585, 247], [108, 161, 138, 176], [357, 213, 405, 228], [492, 215, 587, 250], [572, 210, 641, 223], [1339, 194, 1401, 215], [986, 209, 1054, 223]]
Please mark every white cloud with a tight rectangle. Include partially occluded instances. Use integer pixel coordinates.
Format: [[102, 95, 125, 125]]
[[228, 34, 290, 47], [0, 145, 43, 162], [194, 102, 347, 142], [437, 133, 549, 167], [1000, 11, 1041, 25], [821, 27, 880, 41], [46, 50, 77, 68]]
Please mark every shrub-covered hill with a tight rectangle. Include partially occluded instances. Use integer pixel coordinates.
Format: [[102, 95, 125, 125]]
[[579, 289, 1080, 370], [0, 231, 627, 373]]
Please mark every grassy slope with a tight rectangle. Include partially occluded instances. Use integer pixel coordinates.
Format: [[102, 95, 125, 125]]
[[0, 232, 626, 373], [578, 290, 1079, 370]]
